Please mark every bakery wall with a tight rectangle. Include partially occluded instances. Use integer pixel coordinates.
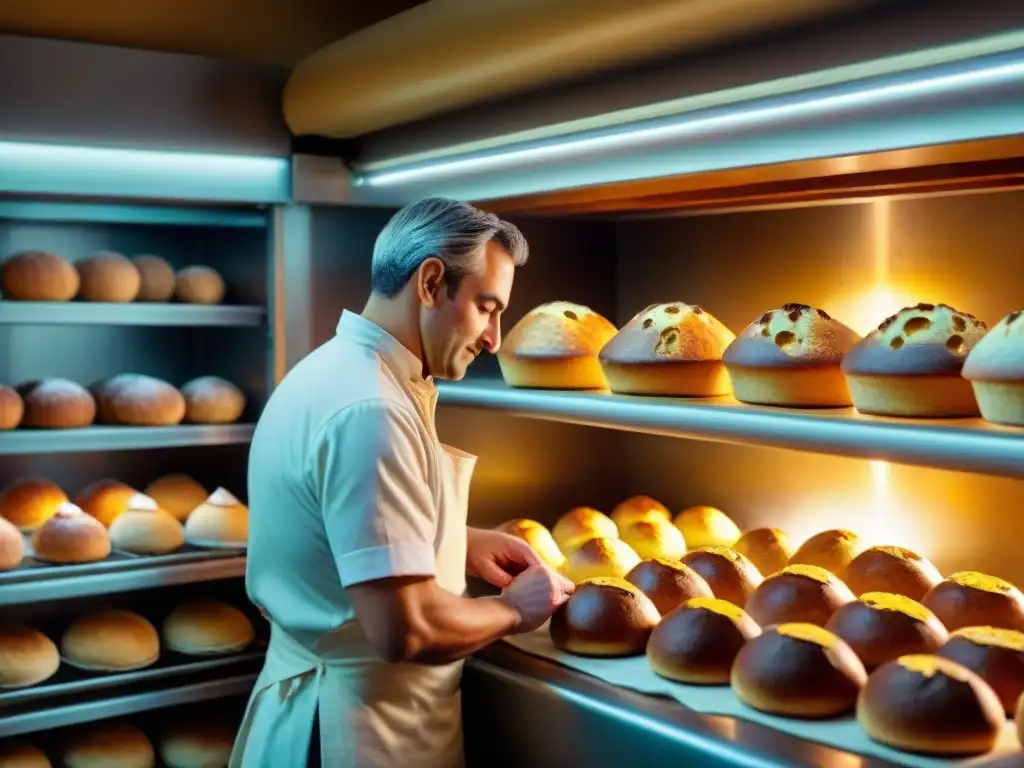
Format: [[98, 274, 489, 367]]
[[612, 189, 1024, 584]]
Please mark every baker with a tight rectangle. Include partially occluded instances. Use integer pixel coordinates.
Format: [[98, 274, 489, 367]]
[[231, 198, 574, 768]]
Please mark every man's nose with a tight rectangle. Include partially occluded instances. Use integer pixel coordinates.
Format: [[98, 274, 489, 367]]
[[481, 322, 501, 354]]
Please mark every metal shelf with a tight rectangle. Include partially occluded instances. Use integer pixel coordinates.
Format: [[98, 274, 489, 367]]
[[0, 200, 269, 228], [0, 424, 255, 455], [0, 301, 265, 327], [437, 378, 1024, 479]]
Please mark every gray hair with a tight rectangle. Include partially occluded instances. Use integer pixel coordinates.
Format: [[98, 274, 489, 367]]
[[371, 197, 529, 297]]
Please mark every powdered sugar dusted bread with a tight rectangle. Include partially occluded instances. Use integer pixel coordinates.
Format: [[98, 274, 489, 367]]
[[962, 308, 1024, 426], [724, 304, 861, 407], [93, 374, 186, 426], [76, 251, 141, 303], [184, 488, 248, 548], [599, 302, 735, 396], [0, 250, 79, 301], [498, 302, 617, 390], [181, 376, 246, 424], [17, 379, 96, 429], [841, 303, 988, 418]]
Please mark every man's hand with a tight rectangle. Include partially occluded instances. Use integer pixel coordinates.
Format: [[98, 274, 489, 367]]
[[466, 526, 545, 588], [500, 565, 575, 634]]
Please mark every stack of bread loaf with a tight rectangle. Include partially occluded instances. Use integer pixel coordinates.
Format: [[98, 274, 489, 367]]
[[497, 299, 1024, 426], [0, 250, 227, 304]]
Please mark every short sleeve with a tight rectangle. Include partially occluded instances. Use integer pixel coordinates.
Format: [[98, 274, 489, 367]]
[[309, 399, 438, 587]]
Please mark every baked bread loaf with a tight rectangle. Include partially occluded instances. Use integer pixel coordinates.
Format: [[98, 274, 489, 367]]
[[162, 599, 255, 655], [17, 379, 96, 429], [75, 478, 138, 528], [922, 572, 1024, 633], [550, 577, 660, 657], [825, 592, 949, 670], [159, 720, 236, 768], [598, 302, 735, 396], [672, 505, 740, 549], [610, 494, 671, 530], [61, 608, 160, 672], [498, 302, 617, 390], [841, 302, 987, 417], [184, 488, 248, 549], [734, 527, 794, 578], [175, 265, 225, 305], [0, 250, 79, 301], [620, 517, 686, 561], [93, 374, 186, 426], [0, 477, 68, 532], [0, 742, 51, 767], [844, 545, 942, 601], [625, 557, 713, 615], [495, 518, 566, 570], [60, 721, 155, 768], [31, 502, 111, 564], [0, 384, 24, 429], [1017, 689, 1024, 750], [109, 493, 186, 555], [0, 624, 60, 688], [180, 376, 246, 424], [680, 546, 763, 607], [937, 626, 1024, 715], [648, 596, 760, 684], [789, 528, 865, 581], [745, 564, 854, 628], [564, 537, 641, 584], [857, 655, 1003, 755], [962, 307, 1024, 426], [723, 304, 861, 407], [145, 473, 208, 522], [552, 506, 618, 552], [132, 255, 176, 301], [0, 516, 24, 570], [75, 251, 141, 303]]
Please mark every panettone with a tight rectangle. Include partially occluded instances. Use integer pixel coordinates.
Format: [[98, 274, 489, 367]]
[[962, 307, 1024, 426]]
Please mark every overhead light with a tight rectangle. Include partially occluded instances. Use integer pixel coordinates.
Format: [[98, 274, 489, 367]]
[[358, 57, 1024, 188]]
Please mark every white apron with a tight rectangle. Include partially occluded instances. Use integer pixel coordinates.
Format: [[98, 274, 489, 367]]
[[231, 444, 477, 768]]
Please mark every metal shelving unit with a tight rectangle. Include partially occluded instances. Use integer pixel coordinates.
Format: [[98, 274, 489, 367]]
[[0, 424, 256, 455], [0, 302, 265, 327]]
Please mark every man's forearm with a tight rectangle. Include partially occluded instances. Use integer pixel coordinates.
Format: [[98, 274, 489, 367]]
[[403, 588, 520, 665]]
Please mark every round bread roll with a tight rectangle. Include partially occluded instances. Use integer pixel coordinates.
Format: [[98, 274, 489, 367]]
[[0, 624, 60, 688], [598, 302, 736, 397], [724, 303, 861, 407], [841, 302, 987, 417], [938, 626, 1024, 715], [132, 255, 176, 302], [0, 741, 51, 767], [680, 546, 763, 607], [552, 506, 618, 552], [0, 477, 68, 532], [61, 721, 155, 768], [857, 655, 1003, 755], [1017, 690, 1024, 750], [0, 250, 79, 301], [625, 557, 713, 615], [497, 302, 617, 390], [145, 473, 208, 522], [75, 251, 141, 303], [162, 599, 255, 655], [845, 545, 942, 601], [963, 308, 1024, 426], [610, 494, 671, 531], [495, 518, 566, 570], [620, 517, 686, 561], [0, 516, 25, 570], [825, 592, 949, 670], [0, 384, 24, 429], [75, 479, 137, 528], [61, 608, 160, 672], [672, 505, 740, 549], [17, 379, 96, 429], [564, 537, 641, 584], [180, 376, 245, 424], [734, 527, 794, 578], [550, 577, 660, 657], [175, 265, 225, 305], [732, 623, 867, 717], [183, 488, 248, 549], [109, 493, 186, 555], [648, 596, 761, 683], [93, 373, 185, 426], [159, 720, 236, 768], [745, 564, 854, 628], [922, 571, 1024, 633], [31, 502, 111, 564], [789, 528, 865, 581]]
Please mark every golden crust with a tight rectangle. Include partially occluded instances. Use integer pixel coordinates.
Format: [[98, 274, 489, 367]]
[[599, 302, 734, 365]]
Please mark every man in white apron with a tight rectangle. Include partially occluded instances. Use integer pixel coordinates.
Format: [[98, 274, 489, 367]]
[[233, 198, 574, 768]]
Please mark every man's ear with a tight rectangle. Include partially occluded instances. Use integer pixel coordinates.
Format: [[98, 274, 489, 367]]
[[417, 258, 447, 308]]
